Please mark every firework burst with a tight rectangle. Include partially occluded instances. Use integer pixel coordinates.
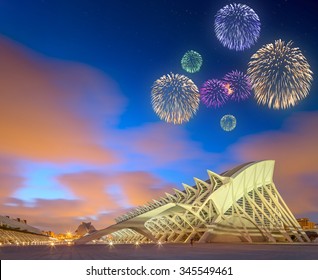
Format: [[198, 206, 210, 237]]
[[200, 79, 229, 108], [220, 115, 237, 131], [247, 40, 313, 109], [151, 73, 200, 124], [181, 50, 203, 73], [214, 3, 261, 51], [223, 70, 252, 101]]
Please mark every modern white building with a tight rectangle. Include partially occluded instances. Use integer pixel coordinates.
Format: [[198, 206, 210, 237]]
[[76, 160, 310, 244], [0, 215, 50, 245]]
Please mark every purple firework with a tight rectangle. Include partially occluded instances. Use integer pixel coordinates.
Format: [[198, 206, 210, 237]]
[[223, 70, 252, 101], [214, 3, 261, 51], [200, 79, 229, 108]]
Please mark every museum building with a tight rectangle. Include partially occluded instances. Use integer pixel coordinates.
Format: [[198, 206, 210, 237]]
[[76, 160, 310, 244]]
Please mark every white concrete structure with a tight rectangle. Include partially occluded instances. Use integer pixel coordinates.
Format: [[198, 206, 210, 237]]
[[0, 215, 50, 245], [76, 160, 309, 244]]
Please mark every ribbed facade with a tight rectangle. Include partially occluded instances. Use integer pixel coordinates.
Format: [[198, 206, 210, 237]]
[[0, 215, 50, 245], [76, 160, 309, 244]]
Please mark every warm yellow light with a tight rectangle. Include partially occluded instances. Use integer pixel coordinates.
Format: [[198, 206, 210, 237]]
[[224, 83, 234, 95]]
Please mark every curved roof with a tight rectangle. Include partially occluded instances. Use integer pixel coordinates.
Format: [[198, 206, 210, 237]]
[[221, 161, 256, 178]]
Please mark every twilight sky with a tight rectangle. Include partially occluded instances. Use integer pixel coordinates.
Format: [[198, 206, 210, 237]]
[[0, 0, 317, 233]]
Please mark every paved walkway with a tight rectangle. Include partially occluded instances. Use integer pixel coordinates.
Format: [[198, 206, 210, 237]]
[[1, 243, 318, 260]]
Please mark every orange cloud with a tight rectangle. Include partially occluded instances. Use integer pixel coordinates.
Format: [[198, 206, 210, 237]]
[[57, 171, 118, 213], [0, 156, 24, 197], [58, 170, 175, 208], [0, 169, 176, 232], [0, 36, 125, 164], [115, 171, 174, 206], [1, 198, 88, 232], [0, 196, 125, 233]]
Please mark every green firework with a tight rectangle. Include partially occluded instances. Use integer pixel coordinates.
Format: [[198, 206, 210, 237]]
[[181, 50, 203, 73], [220, 115, 237, 131]]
